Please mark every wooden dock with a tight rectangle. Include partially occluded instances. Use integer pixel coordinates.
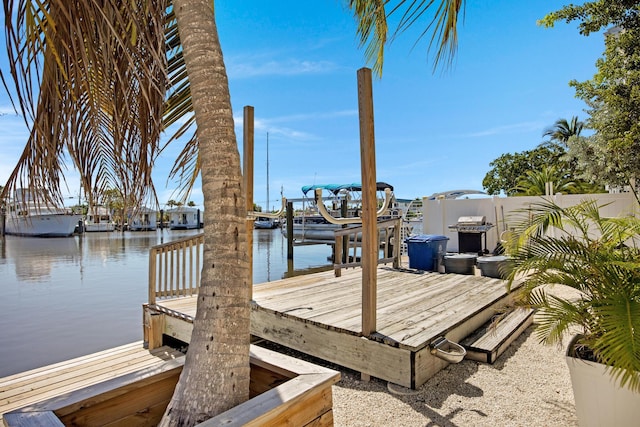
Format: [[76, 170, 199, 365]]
[[145, 265, 524, 389], [0, 342, 184, 425]]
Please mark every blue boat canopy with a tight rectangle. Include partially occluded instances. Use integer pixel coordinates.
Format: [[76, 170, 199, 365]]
[[301, 182, 394, 196]]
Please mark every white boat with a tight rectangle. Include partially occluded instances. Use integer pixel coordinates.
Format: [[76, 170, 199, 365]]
[[3, 189, 82, 237], [254, 216, 278, 229], [129, 207, 158, 231], [168, 206, 202, 230], [286, 215, 341, 241], [84, 206, 116, 232]]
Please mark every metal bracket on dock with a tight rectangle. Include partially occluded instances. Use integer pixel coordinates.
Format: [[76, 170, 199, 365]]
[[314, 187, 393, 225], [430, 336, 466, 363], [248, 197, 286, 219]]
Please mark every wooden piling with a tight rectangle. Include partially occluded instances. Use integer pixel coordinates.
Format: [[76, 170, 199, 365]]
[[357, 67, 378, 337], [286, 201, 294, 260], [243, 105, 255, 295]]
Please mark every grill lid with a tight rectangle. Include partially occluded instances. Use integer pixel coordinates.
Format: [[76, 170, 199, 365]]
[[456, 215, 486, 225]]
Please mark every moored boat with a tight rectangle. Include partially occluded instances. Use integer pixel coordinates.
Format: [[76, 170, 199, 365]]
[[84, 206, 116, 232], [3, 189, 82, 237], [254, 216, 278, 229], [283, 182, 399, 244], [128, 207, 158, 231], [167, 206, 202, 230]]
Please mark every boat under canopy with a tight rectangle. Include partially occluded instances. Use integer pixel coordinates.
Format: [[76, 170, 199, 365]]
[[301, 182, 394, 196]]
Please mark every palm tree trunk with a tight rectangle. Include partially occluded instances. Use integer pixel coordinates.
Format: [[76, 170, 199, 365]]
[[160, 1, 250, 425]]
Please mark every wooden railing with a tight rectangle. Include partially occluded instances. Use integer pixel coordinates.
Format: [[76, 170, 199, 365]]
[[333, 218, 401, 276], [148, 233, 204, 304], [148, 219, 402, 302]]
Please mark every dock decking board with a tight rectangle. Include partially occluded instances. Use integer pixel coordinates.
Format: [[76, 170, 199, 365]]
[[0, 342, 183, 423], [145, 265, 526, 389]]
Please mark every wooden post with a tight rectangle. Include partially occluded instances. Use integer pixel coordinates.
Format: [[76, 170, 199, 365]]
[[286, 201, 294, 260], [243, 106, 255, 296], [148, 249, 157, 305], [341, 200, 348, 264], [357, 67, 377, 337]]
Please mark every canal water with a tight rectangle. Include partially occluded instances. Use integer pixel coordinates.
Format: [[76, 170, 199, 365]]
[[0, 229, 333, 377]]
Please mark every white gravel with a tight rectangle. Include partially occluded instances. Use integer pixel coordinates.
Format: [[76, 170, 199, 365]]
[[259, 285, 579, 426], [331, 320, 577, 426]]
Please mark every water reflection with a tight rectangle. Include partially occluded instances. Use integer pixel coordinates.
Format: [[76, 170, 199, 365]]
[[2, 236, 81, 282], [0, 227, 332, 377]]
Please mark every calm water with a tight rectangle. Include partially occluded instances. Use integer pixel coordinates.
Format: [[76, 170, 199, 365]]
[[0, 228, 332, 377]]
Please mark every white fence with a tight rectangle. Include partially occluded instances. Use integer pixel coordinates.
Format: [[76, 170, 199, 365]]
[[422, 193, 639, 253]]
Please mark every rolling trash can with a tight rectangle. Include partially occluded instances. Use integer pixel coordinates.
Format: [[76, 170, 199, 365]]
[[405, 234, 449, 272]]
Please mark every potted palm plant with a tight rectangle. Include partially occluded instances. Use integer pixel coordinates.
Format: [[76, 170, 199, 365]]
[[504, 198, 640, 427]]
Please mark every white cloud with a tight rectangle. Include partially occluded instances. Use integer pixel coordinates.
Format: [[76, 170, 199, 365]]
[[265, 110, 357, 123], [233, 109, 357, 143], [227, 56, 341, 79], [458, 121, 544, 138]]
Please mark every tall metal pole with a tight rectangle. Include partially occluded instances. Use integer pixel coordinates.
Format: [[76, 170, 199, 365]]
[[266, 132, 270, 212]]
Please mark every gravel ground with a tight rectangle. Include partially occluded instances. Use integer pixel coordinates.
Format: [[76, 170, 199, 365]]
[[331, 285, 580, 426], [258, 285, 579, 427], [331, 325, 577, 427]]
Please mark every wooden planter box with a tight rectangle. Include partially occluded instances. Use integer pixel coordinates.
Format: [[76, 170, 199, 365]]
[[3, 345, 340, 427]]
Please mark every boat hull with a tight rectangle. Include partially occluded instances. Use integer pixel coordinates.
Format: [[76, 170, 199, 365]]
[[129, 224, 157, 231], [291, 223, 342, 242], [84, 222, 116, 232], [169, 224, 200, 230], [4, 214, 82, 237], [254, 219, 278, 229]]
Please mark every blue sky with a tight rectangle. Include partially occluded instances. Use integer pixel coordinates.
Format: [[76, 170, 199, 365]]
[[0, 1, 606, 209]]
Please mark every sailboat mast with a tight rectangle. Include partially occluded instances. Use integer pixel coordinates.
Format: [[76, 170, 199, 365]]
[[266, 132, 270, 212]]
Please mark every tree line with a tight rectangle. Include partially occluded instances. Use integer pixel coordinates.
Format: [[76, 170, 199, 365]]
[[483, 3, 640, 198]]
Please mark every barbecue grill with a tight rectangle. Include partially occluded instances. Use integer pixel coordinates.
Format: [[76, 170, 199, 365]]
[[448, 216, 494, 254]]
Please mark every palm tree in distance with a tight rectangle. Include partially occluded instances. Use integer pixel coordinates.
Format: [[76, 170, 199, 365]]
[[543, 116, 585, 146], [512, 165, 578, 196], [2, 1, 465, 424]]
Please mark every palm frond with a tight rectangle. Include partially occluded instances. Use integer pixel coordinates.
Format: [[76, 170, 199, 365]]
[[506, 198, 640, 392], [348, 0, 465, 76], [1, 0, 168, 210], [349, 0, 388, 77]]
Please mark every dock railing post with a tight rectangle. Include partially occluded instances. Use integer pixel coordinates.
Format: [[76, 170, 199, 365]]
[[148, 248, 157, 305]]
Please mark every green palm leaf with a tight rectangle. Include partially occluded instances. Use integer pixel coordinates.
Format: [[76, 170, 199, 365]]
[[506, 199, 640, 392]]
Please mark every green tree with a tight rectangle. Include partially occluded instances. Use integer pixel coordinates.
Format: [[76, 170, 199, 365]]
[[512, 165, 577, 196], [542, 116, 584, 147], [542, 1, 640, 194], [2, 1, 465, 425], [539, 1, 639, 36], [103, 188, 126, 226], [569, 28, 640, 191], [482, 145, 565, 196]]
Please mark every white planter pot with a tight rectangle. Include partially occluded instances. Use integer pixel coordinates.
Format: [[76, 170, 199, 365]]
[[566, 337, 640, 427]]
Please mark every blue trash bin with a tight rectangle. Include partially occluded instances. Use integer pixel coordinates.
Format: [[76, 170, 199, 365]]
[[406, 234, 449, 271]]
